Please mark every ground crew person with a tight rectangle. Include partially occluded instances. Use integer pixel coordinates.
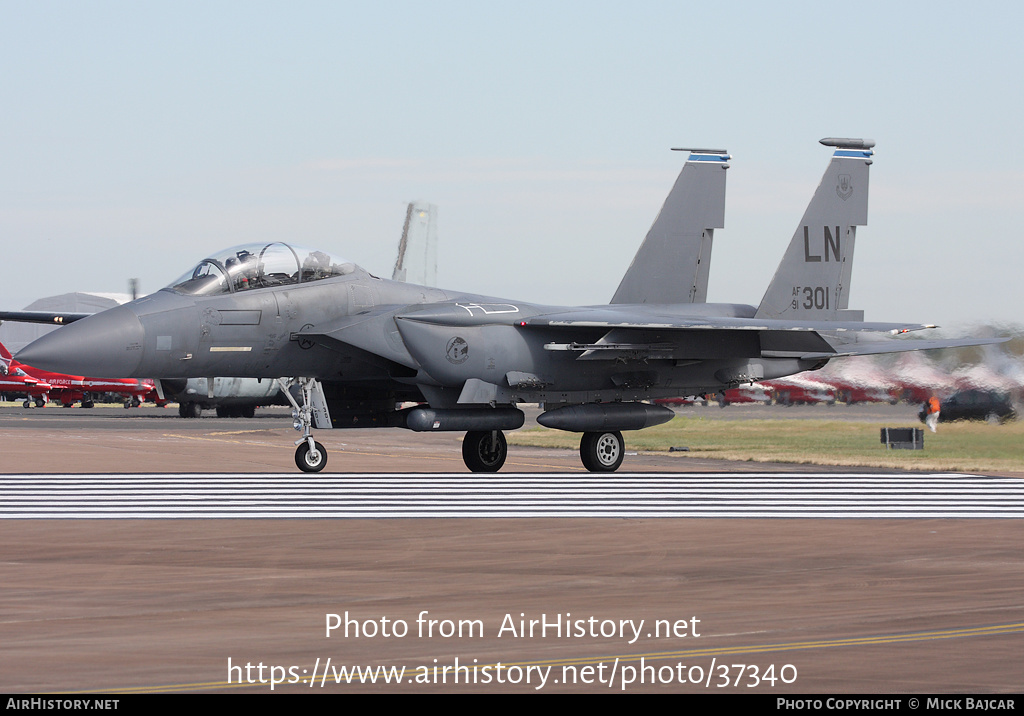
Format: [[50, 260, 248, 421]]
[[925, 395, 941, 433]]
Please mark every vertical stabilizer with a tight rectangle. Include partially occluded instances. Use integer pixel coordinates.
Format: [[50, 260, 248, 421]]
[[392, 201, 439, 287], [611, 149, 729, 304], [755, 138, 874, 320]]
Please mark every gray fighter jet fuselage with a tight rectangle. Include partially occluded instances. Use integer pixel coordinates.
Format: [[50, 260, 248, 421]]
[[15, 140, 998, 473], [70, 278, 801, 393]]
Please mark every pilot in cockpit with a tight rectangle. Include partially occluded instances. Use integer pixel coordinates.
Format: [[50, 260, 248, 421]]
[[301, 250, 334, 281], [225, 250, 257, 290]]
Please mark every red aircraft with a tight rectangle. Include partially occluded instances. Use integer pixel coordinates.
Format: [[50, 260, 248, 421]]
[[762, 374, 838, 406], [0, 344, 52, 408], [0, 341, 155, 408]]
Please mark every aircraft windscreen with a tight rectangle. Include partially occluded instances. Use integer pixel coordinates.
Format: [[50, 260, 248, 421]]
[[168, 243, 357, 296]]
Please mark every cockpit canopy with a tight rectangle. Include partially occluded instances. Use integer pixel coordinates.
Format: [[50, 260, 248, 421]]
[[168, 242, 358, 296]]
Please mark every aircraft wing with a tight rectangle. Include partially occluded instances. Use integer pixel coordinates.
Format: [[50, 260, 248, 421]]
[[394, 302, 991, 364], [521, 311, 933, 334], [520, 310, 1005, 360], [0, 311, 92, 325], [399, 302, 933, 334]]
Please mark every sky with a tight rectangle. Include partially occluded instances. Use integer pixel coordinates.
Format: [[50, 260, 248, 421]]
[[2, 1, 1023, 329]]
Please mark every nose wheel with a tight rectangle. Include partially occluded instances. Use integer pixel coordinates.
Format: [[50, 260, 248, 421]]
[[462, 430, 508, 472], [580, 431, 624, 472], [295, 440, 327, 472]]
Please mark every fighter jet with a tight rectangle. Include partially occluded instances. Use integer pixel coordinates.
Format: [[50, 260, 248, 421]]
[[13, 139, 998, 473], [392, 201, 439, 287], [0, 342, 52, 407]]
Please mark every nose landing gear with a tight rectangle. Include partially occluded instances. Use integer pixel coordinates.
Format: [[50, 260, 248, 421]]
[[278, 377, 328, 473]]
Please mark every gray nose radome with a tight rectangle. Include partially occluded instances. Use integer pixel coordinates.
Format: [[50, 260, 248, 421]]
[[15, 305, 146, 378]]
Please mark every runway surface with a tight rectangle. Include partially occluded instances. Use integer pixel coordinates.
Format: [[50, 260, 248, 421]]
[[4, 472, 1024, 518], [1, 406, 1023, 693]]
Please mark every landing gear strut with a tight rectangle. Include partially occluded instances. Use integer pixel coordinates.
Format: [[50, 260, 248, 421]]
[[580, 431, 624, 472], [278, 377, 327, 473], [462, 430, 508, 472]]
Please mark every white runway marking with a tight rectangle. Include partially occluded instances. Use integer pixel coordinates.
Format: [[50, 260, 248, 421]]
[[1, 472, 1023, 518]]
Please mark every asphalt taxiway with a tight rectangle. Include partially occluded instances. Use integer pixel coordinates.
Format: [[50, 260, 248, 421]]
[[1, 405, 1022, 693]]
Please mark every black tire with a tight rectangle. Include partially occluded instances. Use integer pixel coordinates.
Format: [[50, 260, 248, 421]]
[[178, 402, 201, 419], [580, 431, 625, 473], [462, 430, 508, 472], [295, 441, 327, 472], [34, 397, 45, 408], [241, 405, 255, 418], [22, 400, 30, 409], [216, 406, 228, 418]]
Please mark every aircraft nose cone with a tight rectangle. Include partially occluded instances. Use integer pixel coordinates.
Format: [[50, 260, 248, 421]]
[[16, 305, 146, 378]]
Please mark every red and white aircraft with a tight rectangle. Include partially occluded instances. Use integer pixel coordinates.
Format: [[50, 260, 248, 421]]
[[718, 383, 773, 406], [0, 341, 155, 408], [813, 356, 899, 405], [762, 374, 838, 406], [0, 344, 52, 408]]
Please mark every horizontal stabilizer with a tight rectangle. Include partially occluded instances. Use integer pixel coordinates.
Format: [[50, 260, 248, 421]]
[[805, 336, 1008, 359]]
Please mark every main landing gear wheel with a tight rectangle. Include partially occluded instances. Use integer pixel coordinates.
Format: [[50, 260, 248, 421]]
[[580, 431, 624, 473], [462, 430, 508, 472], [178, 402, 201, 419], [295, 440, 327, 472]]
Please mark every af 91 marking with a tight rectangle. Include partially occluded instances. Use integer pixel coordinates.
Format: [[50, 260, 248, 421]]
[[792, 286, 830, 310]]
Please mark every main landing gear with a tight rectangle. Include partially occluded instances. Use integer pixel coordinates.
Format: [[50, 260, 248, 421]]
[[462, 430, 508, 472], [178, 401, 202, 418], [279, 377, 327, 473], [460, 429, 625, 473], [580, 431, 625, 472]]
